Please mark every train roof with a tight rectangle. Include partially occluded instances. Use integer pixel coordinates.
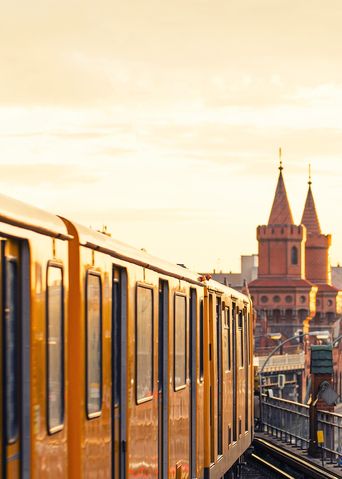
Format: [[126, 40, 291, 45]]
[[0, 194, 70, 240], [205, 278, 250, 303], [0, 193, 250, 300], [72, 223, 250, 300], [70, 221, 204, 286]]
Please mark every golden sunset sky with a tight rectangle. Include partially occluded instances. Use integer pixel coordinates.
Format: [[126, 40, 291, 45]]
[[1, 1, 342, 271]]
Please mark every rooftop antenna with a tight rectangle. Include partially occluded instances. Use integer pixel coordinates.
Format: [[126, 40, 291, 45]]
[[308, 163, 312, 186], [279, 147, 283, 171]]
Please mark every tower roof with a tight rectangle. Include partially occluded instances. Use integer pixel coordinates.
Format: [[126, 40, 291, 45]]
[[268, 158, 294, 225], [301, 172, 321, 235]]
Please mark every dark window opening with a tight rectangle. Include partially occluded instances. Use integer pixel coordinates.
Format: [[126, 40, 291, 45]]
[[291, 246, 298, 265], [232, 303, 237, 442], [199, 300, 204, 382], [5, 259, 18, 443], [244, 309, 249, 432]]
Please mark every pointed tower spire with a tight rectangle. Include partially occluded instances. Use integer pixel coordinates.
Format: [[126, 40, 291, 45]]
[[301, 165, 321, 235], [268, 148, 294, 225]]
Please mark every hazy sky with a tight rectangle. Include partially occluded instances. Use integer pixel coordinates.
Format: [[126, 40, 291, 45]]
[[1, 1, 342, 272]]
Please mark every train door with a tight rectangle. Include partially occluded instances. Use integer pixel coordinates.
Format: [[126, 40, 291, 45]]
[[112, 266, 127, 479], [1, 239, 3, 478], [1, 238, 30, 479], [216, 297, 222, 456], [209, 293, 214, 463], [189, 289, 197, 478], [244, 309, 249, 433], [232, 302, 237, 442], [158, 280, 169, 478]]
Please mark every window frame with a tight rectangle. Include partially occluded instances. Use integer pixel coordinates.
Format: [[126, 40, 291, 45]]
[[291, 246, 298, 265], [86, 270, 103, 419], [174, 292, 187, 392], [238, 309, 244, 368], [5, 257, 19, 444], [135, 283, 154, 404], [224, 306, 231, 372], [199, 298, 204, 383], [46, 261, 65, 434]]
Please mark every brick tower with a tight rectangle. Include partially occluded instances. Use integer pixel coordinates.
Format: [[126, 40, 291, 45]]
[[301, 170, 341, 330], [249, 153, 317, 349]]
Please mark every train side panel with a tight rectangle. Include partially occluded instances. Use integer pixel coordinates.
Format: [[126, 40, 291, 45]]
[[126, 266, 159, 478], [0, 218, 69, 479], [65, 221, 112, 478]]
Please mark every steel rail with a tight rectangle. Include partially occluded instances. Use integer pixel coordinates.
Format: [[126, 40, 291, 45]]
[[250, 453, 296, 479], [254, 437, 342, 479]]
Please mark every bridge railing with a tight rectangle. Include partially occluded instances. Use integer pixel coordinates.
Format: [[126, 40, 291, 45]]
[[317, 410, 342, 466], [260, 395, 310, 449], [260, 396, 342, 467], [254, 351, 305, 372]]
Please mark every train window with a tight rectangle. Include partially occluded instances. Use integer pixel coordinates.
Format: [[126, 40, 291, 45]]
[[136, 285, 153, 402], [174, 294, 186, 390], [47, 264, 64, 433], [232, 303, 237, 442], [86, 272, 102, 417], [5, 259, 18, 443], [113, 273, 121, 407], [225, 307, 231, 371], [199, 299, 204, 382], [244, 309, 249, 432], [239, 310, 244, 367], [247, 312, 251, 366]]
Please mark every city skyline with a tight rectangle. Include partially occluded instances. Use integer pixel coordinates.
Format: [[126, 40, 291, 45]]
[[1, 1, 342, 272]]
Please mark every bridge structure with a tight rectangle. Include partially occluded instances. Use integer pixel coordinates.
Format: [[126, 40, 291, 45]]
[[252, 339, 342, 478], [254, 351, 305, 401], [255, 395, 342, 477]]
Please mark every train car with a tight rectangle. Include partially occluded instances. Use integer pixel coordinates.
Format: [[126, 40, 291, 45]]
[[61, 220, 207, 478], [0, 193, 253, 479], [0, 195, 70, 478], [202, 279, 253, 478]]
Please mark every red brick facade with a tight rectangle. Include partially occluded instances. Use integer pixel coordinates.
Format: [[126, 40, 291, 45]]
[[249, 164, 342, 361]]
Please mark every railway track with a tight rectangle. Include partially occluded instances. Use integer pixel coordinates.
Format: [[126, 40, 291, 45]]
[[249, 436, 342, 479], [243, 453, 296, 478]]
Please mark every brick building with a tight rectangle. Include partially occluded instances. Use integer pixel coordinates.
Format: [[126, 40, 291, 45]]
[[249, 161, 342, 370]]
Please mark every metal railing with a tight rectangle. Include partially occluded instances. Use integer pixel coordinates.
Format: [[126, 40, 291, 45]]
[[317, 410, 342, 466], [259, 396, 342, 468], [260, 395, 310, 449]]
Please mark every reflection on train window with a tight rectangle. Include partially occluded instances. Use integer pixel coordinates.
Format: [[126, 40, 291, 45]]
[[47, 265, 64, 432], [86, 272, 102, 417], [239, 310, 244, 367], [113, 275, 121, 407], [225, 307, 231, 371], [247, 312, 251, 366], [244, 309, 249, 432], [136, 285, 153, 402], [174, 294, 186, 390], [5, 259, 18, 443], [199, 299, 204, 382]]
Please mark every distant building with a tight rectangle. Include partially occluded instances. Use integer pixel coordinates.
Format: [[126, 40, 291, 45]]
[[248, 159, 342, 399], [332, 265, 342, 290], [209, 254, 258, 290]]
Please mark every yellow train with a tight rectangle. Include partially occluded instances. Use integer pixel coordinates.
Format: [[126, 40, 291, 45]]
[[0, 194, 253, 478]]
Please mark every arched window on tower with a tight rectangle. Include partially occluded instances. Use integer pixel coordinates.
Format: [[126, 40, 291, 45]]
[[291, 246, 298, 265]]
